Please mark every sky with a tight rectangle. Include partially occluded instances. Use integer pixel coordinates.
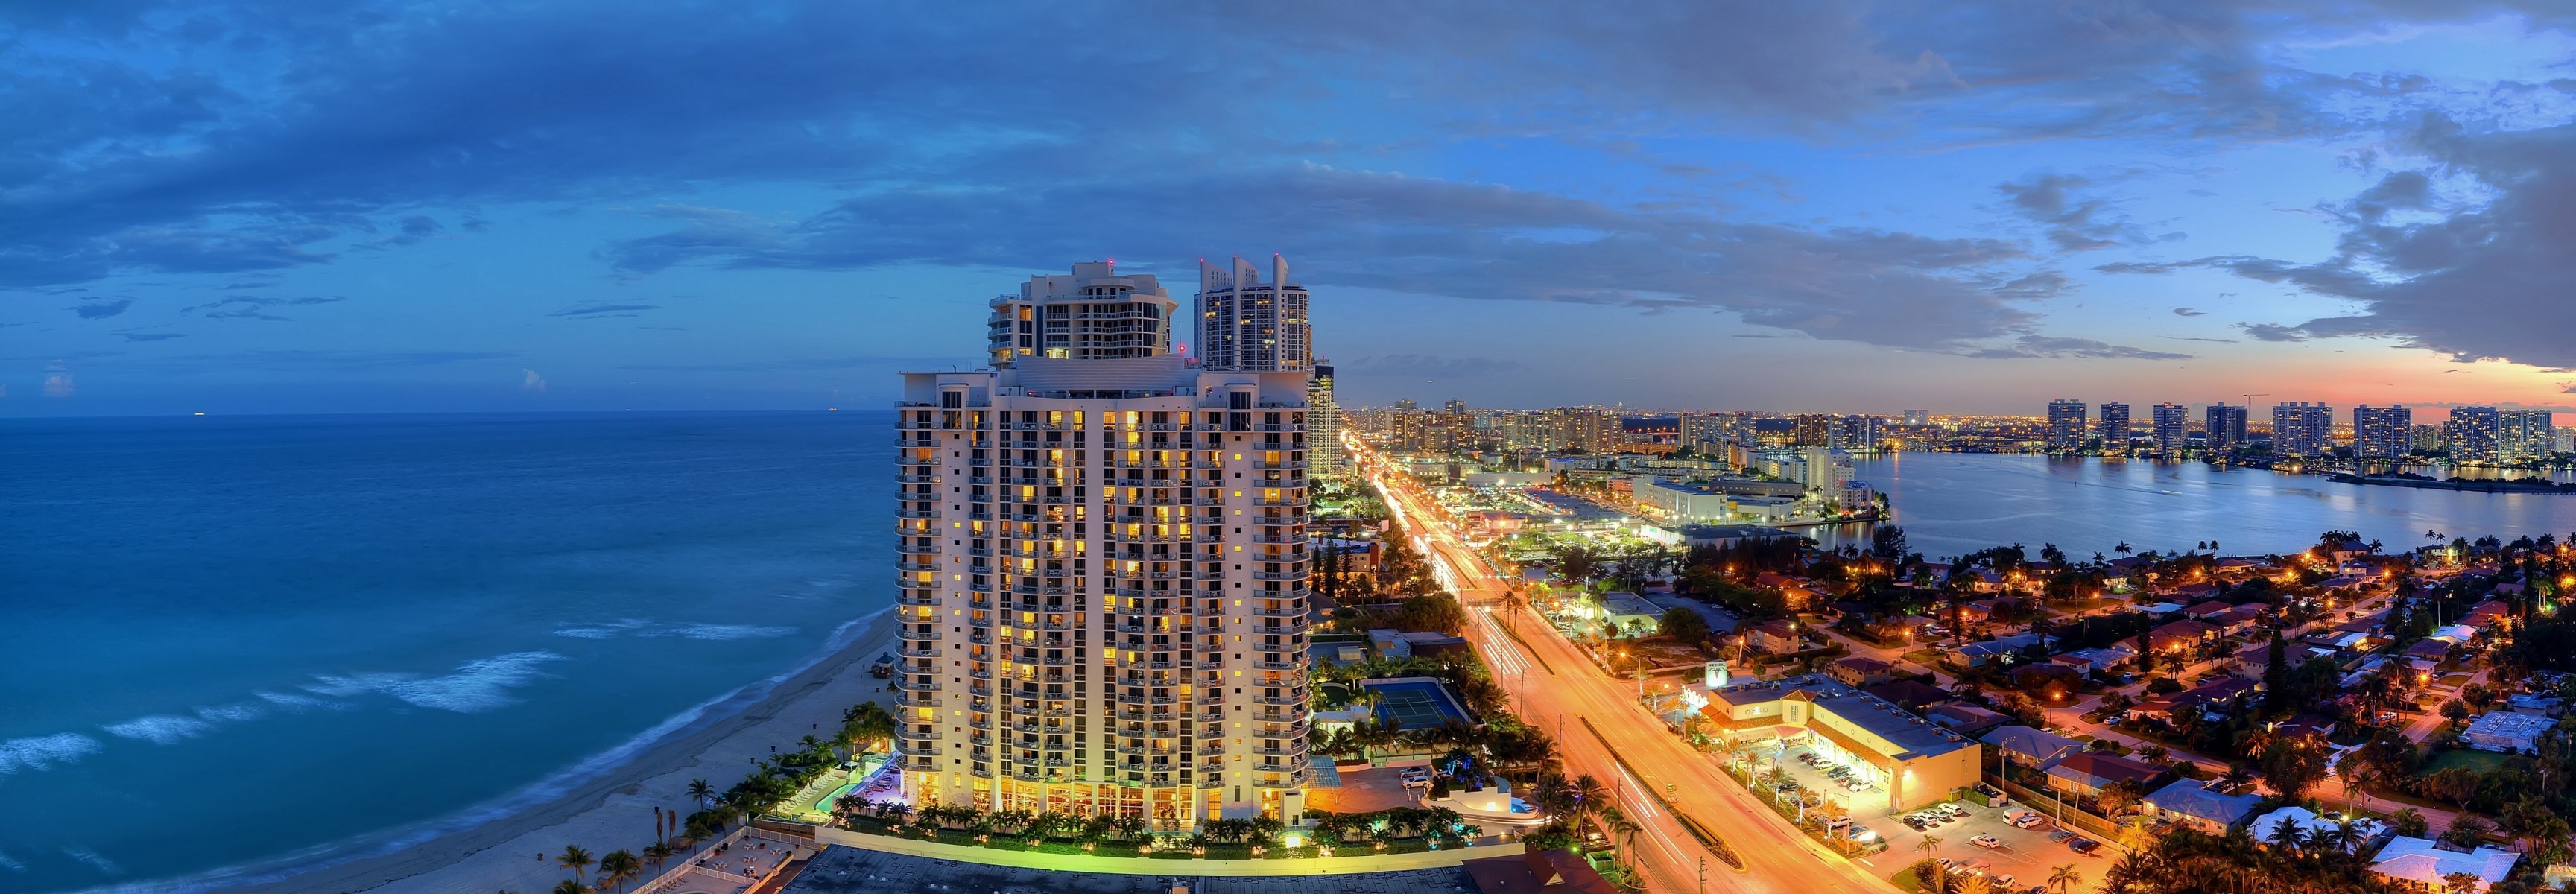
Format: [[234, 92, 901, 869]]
[[7, 1, 2576, 417]]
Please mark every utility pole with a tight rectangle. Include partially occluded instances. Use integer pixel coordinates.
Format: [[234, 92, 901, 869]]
[[1697, 856, 1706, 894]]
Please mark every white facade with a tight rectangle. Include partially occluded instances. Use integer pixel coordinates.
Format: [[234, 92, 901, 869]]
[[2499, 410, 2555, 463], [1194, 255, 1311, 373], [2354, 405, 2412, 458], [2153, 402, 2190, 453], [898, 268, 1313, 827], [986, 261, 1177, 367], [2046, 399, 2086, 451], [2271, 402, 2333, 457]]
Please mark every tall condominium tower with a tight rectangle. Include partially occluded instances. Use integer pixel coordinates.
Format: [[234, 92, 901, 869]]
[[1835, 414, 1882, 451], [1901, 409, 1931, 427], [2152, 403, 2189, 453], [2270, 402, 2334, 457], [2499, 410, 2557, 463], [2098, 403, 2131, 453], [2353, 405, 2413, 459], [898, 261, 1313, 826], [987, 261, 1176, 367], [2206, 405, 2250, 454], [2045, 399, 2087, 452], [1306, 361, 1343, 480], [2446, 407, 2501, 462], [1194, 255, 1310, 373]]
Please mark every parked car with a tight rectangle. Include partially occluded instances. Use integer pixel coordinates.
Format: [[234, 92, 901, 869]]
[[2048, 829, 2076, 843], [2070, 837, 2101, 855], [1969, 835, 2003, 849]]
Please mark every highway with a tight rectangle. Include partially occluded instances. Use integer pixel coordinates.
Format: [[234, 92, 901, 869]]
[[1357, 444, 1906, 894]]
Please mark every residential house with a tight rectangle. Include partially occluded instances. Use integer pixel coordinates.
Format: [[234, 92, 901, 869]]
[[2043, 753, 2169, 802], [2270, 714, 2338, 743], [2052, 644, 2137, 675], [1981, 725, 2082, 768], [1744, 620, 1804, 655], [1465, 848, 1622, 894], [2249, 805, 2390, 852], [2369, 837, 2522, 893], [2206, 606, 2265, 635], [2148, 619, 2220, 655], [2142, 779, 2263, 834], [2463, 710, 2554, 753], [1864, 679, 1954, 714], [2127, 677, 2259, 724], [1955, 633, 2042, 668], [2184, 600, 2238, 620], [1827, 656, 1898, 687], [1925, 703, 2008, 738]]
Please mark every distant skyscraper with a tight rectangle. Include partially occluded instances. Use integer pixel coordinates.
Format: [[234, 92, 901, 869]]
[[2353, 405, 2413, 459], [2045, 399, 2087, 452], [1392, 399, 1417, 412], [2447, 407, 2501, 462], [1194, 255, 1309, 372], [1443, 399, 1468, 415], [2206, 405, 2250, 454], [1835, 415, 1882, 451], [1902, 409, 1931, 427], [2152, 403, 2189, 453], [2270, 402, 2333, 457], [1791, 413, 1835, 447], [902, 260, 1313, 824], [2411, 424, 2446, 454], [2098, 403, 2130, 452], [1308, 361, 1343, 479], [2499, 410, 2555, 463]]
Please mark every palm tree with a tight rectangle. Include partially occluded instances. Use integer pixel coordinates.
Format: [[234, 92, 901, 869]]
[[1916, 834, 1943, 860], [640, 842, 674, 874], [555, 846, 594, 885], [2045, 863, 2082, 894], [551, 881, 591, 894], [595, 851, 640, 894], [686, 779, 714, 809]]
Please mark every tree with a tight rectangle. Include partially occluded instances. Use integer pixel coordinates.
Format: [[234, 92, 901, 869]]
[[2443, 815, 2495, 850], [2391, 807, 2431, 838], [595, 851, 640, 894], [2440, 697, 2470, 723], [1659, 606, 1711, 644], [2262, 633, 2291, 715], [686, 779, 714, 808], [556, 846, 594, 885], [552, 882, 592, 894], [2045, 863, 2083, 894], [2259, 738, 2328, 802], [1871, 525, 1909, 565]]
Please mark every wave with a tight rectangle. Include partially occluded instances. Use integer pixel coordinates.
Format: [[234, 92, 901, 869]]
[[101, 716, 217, 746], [0, 849, 24, 872], [657, 624, 797, 641], [193, 704, 266, 724], [300, 651, 566, 714], [68, 606, 890, 894], [62, 847, 123, 876], [0, 732, 103, 776]]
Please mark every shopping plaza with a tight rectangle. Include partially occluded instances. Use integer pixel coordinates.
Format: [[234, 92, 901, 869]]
[[1684, 672, 1981, 813]]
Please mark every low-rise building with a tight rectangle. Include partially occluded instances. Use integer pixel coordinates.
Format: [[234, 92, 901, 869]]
[[2141, 779, 2262, 834], [1745, 619, 1805, 655], [2248, 805, 2389, 852], [2464, 710, 2555, 753], [2043, 753, 2168, 801], [1981, 725, 2081, 768], [1925, 703, 2009, 738], [1827, 656, 1899, 687], [2148, 619, 2220, 654], [1690, 674, 1981, 811], [2370, 836, 2522, 893]]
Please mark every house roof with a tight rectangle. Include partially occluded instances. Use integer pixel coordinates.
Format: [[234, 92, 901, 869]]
[[2249, 805, 2383, 850], [1926, 703, 2007, 732], [2144, 779, 2262, 826], [2370, 837, 2521, 890], [1465, 849, 1620, 894], [2045, 753, 2165, 789], [1980, 725, 2081, 763], [1833, 656, 1895, 675], [1864, 679, 1952, 711], [2186, 600, 2236, 616]]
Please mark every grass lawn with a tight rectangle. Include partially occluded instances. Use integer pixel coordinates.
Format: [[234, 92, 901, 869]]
[[1891, 867, 1931, 893], [2422, 749, 2509, 775]]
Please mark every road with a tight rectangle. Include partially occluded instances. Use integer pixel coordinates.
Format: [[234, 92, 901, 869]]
[[1357, 445, 1907, 894]]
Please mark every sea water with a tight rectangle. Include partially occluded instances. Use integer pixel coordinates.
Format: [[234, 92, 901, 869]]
[[0, 411, 892, 893]]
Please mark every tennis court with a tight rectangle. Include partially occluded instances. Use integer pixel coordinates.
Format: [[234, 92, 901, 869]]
[[1362, 677, 1472, 730]]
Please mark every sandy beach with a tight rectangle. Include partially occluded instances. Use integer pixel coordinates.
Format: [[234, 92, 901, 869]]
[[221, 610, 899, 894]]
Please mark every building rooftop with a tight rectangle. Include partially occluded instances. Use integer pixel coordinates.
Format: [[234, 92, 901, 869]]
[[2143, 779, 2263, 827], [1707, 674, 1975, 760], [1980, 726, 2081, 764], [2370, 836, 2522, 891], [782, 845, 1481, 894]]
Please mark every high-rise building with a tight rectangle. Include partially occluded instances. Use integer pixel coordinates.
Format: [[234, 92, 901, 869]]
[[1443, 399, 1469, 415], [897, 261, 1312, 825], [2446, 407, 2501, 462], [2353, 405, 2413, 459], [2098, 403, 2130, 453], [1306, 361, 1342, 480], [2152, 403, 2190, 453], [2499, 410, 2556, 463], [2206, 405, 2250, 454], [988, 261, 1177, 366], [1193, 255, 1309, 373], [1902, 410, 1931, 427], [2270, 402, 2333, 457], [2046, 399, 2087, 452], [1791, 413, 1836, 448], [1835, 415, 1882, 451], [2411, 425, 2446, 454]]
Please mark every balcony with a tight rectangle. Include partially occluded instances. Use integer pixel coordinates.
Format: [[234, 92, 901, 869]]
[[1254, 773, 1306, 790], [896, 560, 940, 573], [899, 643, 940, 658], [896, 627, 942, 641]]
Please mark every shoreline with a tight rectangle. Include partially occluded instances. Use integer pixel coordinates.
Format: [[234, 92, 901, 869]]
[[199, 607, 899, 894]]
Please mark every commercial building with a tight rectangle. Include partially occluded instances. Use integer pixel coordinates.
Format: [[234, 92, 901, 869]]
[[2046, 399, 2087, 452], [2448, 406, 2501, 462], [2206, 404, 2250, 454], [2153, 402, 2190, 454], [1630, 478, 1735, 521], [2499, 410, 2556, 462], [1688, 674, 1981, 811], [896, 260, 1314, 825], [2271, 402, 2334, 457], [2098, 402, 2130, 452], [2354, 405, 2413, 459]]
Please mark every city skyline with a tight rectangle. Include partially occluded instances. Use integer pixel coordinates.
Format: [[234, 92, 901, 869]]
[[9, 4, 2576, 416]]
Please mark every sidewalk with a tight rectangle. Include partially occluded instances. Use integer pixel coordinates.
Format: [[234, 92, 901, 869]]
[[814, 828, 1522, 876]]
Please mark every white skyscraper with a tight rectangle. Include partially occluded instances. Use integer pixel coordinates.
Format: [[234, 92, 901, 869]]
[[1194, 254, 1311, 373], [2447, 407, 2501, 462], [2046, 399, 2087, 452], [2152, 402, 2189, 454], [2499, 410, 2556, 463], [2270, 402, 2333, 457], [2353, 405, 2412, 459], [899, 261, 1313, 826]]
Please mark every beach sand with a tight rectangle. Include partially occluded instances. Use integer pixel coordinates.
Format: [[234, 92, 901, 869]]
[[224, 612, 899, 894]]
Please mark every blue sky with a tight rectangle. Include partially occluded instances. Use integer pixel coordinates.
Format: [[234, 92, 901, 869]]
[[7, 1, 2576, 416]]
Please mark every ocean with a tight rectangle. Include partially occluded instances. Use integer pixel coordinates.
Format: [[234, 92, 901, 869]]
[[0, 411, 892, 894]]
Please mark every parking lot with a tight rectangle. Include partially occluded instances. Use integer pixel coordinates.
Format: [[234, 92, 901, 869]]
[[1754, 741, 1891, 821], [1850, 793, 2114, 893]]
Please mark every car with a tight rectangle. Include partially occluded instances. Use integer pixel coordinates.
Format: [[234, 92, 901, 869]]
[[2070, 837, 2101, 854], [1990, 874, 2016, 888], [2010, 814, 2047, 829], [2377, 711, 2400, 723], [2048, 829, 2076, 843], [1969, 835, 2003, 849]]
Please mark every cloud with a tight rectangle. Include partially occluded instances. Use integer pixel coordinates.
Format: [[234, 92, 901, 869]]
[[2102, 113, 2576, 368], [1958, 335, 2192, 361], [2165, 336, 2237, 343], [1341, 355, 1525, 378], [70, 298, 133, 319], [115, 332, 187, 341], [2171, 307, 2205, 317], [180, 295, 346, 320], [552, 302, 661, 317], [521, 369, 547, 391], [42, 361, 74, 396]]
